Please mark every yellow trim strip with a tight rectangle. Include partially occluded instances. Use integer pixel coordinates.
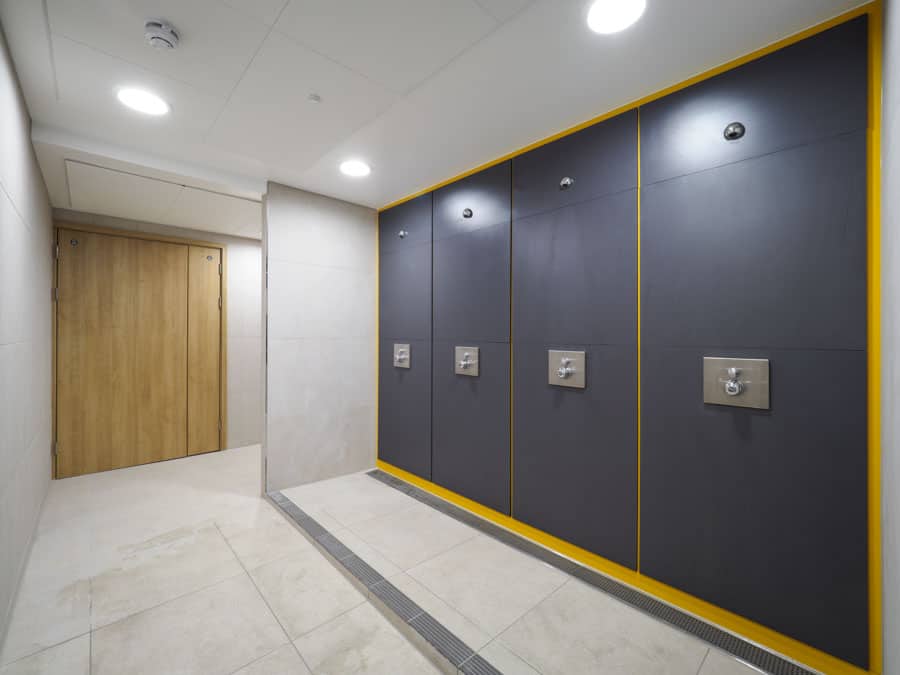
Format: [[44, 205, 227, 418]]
[[378, 459, 869, 675], [866, 3, 883, 673], [378, 3, 877, 214], [375, 213, 381, 468], [509, 166, 515, 516], [635, 108, 641, 571]]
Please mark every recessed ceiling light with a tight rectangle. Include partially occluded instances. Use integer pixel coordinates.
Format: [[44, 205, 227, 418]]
[[117, 87, 170, 115], [587, 0, 646, 34], [340, 159, 371, 177]]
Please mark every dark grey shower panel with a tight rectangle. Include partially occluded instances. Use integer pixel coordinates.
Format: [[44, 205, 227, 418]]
[[640, 17, 869, 669], [378, 194, 433, 478], [511, 111, 639, 568], [431, 162, 511, 513]]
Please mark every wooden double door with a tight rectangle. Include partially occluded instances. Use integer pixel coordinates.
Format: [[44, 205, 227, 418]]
[[55, 226, 224, 478]]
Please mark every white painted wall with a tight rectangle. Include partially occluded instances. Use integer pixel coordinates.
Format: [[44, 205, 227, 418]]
[[883, 2, 899, 673], [52, 208, 264, 449], [263, 182, 377, 491], [0, 24, 53, 640]]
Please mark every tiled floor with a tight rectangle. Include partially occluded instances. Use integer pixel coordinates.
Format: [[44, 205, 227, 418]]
[[281, 473, 767, 675], [0, 447, 443, 675]]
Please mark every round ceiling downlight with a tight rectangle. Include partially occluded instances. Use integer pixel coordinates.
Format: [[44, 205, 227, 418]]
[[587, 0, 646, 34], [117, 87, 170, 115], [340, 159, 371, 177]]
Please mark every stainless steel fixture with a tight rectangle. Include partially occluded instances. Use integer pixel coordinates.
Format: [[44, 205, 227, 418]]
[[702, 357, 769, 409]]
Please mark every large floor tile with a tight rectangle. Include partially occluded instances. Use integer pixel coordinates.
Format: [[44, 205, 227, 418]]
[[91, 575, 287, 675], [390, 573, 491, 651], [282, 473, 414, 527], [476, 639, 541, 675], [234, 644, 312, 675], [0, 570, 90, 665], [218, 503, 314, 570], [497, 578, 709, 675], [698, 649, 765, 675], [348, 501, 479, 570], [294, 602, 442, 675], [0, 634, 90, 675], [408, 535, 568, 637], [249, 548, 365, 639], [90, 521, 244, 628]]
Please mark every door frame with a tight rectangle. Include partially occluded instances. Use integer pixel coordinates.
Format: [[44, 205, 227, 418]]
[[52, 221, 228, 478]]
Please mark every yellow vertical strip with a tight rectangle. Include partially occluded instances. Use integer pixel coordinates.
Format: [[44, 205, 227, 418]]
[[867, 3, 883, 672], [636, 109, 642, 571], [375, 213, 381, 462], [509, 166, 515, 515]]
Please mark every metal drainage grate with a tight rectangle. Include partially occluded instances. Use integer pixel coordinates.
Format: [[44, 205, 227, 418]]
[[267, 491, 501, 674], [365, 471, 817, 675]]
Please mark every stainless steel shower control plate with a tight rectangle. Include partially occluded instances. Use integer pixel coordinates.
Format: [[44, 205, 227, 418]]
[[548, 350, 585, 389], [702, 357, 769, 409], [393, 343, 410, 369], [454, 346, 479, 376]]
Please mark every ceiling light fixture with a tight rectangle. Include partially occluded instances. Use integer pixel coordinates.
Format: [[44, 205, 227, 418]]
[[117, 87, 170, 115], [587, 0, 646, 34], [340, 159, 371, 177]]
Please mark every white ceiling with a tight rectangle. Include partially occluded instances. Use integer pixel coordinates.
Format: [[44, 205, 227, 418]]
[[63, 160, 262, 238], [0, 0, 867, 217]]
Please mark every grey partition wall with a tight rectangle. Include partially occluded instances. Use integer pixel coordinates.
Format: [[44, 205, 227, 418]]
[[511, 112, 639, 568], [432, 162, 511, 514], [639, 17, 869, 669], [379, 194, 433, 479]]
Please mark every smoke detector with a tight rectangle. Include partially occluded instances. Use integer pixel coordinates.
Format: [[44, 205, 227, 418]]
[[144, 20, 179, 50]]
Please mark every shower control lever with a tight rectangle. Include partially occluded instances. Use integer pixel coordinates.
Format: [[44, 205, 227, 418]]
[[548, 351, 585, 389], [724, 367, 743, 396], [454, 346, 480, 376], [393, 343, 411, 369], [702, 358, 768, 409]]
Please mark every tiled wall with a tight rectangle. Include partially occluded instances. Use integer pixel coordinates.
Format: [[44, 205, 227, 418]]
[[0, 25, 53, 640], [883, 1, 899, 672], [52, 208, 264, 450], [264, 182, 377, 491]]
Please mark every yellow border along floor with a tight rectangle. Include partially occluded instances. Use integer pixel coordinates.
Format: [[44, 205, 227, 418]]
[[376, 3, 882, 673]]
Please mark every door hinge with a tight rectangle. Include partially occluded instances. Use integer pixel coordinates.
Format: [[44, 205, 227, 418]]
[[218, 296, 222, 309], [218, 263, 222, 275], [51, 441, 58, 457], [54, 243, 60, 260], [218, 419, 222, 432], [52, 287, 59, 302]]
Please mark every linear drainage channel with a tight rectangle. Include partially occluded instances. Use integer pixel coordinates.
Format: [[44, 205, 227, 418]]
[[366, 470, 818, 675], [266, 490, 501, 675]]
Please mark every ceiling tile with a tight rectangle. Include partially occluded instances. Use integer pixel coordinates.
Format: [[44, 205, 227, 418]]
[[165, 186, 261, 238], [221, 0, 289, 26], [274, 0, 498, 93], [0, 0, 58, 107], [66, 160, 183, 223], [206, 30, 396, 175], [46, 0, 270, 97], [51, 35, 225, 141], [475, 0, 533, 22]]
